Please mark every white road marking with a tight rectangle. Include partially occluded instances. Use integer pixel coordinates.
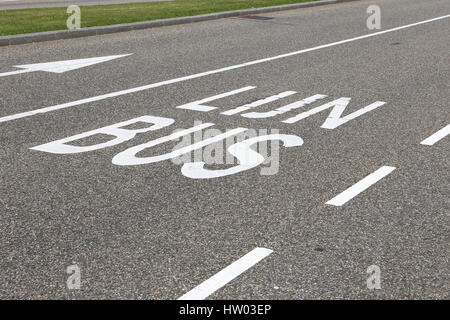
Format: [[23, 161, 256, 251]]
[[0, 54, 132, 78], [282, 98, 386, 129], [221, 91, 296, 116], [112, 126, 247, 165], [181, 134, 303, 179], [30, 115, 174, 154], [326, 166, 396, 206], [420, 124, 450, 146], [178, 247, 272, 300], [176, 86, 255, 111], [242, 94, 327, 119], [0, 69, 30, 77], [1, 15, 449, 124]]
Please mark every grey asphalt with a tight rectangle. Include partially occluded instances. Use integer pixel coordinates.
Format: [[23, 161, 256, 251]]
[[0, 0, 171, 10], [0, 0, 449, 300]]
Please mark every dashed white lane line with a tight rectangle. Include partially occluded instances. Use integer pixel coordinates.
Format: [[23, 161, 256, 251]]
[[326, 166, 396, 206], [178, 247, 273, 300], [420, 124, 450, 146], [0, 15, 449, 124]]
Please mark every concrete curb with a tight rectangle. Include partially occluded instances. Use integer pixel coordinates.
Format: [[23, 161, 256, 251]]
[[0, 0, 358, 47]]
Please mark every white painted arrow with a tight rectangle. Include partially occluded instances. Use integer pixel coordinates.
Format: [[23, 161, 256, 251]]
[[0, 54, 132, 77]]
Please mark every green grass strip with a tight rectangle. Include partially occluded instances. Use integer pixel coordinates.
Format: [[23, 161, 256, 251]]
[[0, 0, 317, 36]]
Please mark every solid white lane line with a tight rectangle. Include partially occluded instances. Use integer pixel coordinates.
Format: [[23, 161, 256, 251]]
[[1, 14, 449, 124], [176, 86, 255, 111], [420, 124, 450, 146], [178, 247, 273, 300], [326, 166, 396, 206]]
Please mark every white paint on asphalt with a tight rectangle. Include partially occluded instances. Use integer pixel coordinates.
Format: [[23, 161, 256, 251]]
[[31, 115, 174, 154], [221, 91, 296, 116], [0, 54, 132, 78], [181, 134, 303, 179], [420, 124, 450, 146], [112, 126, 247, 165], [326, 166, 396, 206], [282, 98, 386, 129], [0, 69, 30, 77], [242, 94, 327, 119], [178, 247, 273, 300], [1, 15, 448, 123], [176, 86, 255, 112]]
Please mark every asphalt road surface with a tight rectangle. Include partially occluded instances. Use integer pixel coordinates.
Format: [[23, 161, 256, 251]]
[[0, 0, 171, 10], [0, 0, 449, 300]]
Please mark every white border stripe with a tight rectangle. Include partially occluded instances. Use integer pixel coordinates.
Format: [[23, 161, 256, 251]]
[[420, 124, 450, 146], [1, 15, 449, 124], [326, 166, 396, 206], [178, 247, 273, 300]]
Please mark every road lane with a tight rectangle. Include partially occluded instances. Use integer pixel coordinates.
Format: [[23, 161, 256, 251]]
[[0, 0, 448, 299], [2, 13, 449, 123]]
